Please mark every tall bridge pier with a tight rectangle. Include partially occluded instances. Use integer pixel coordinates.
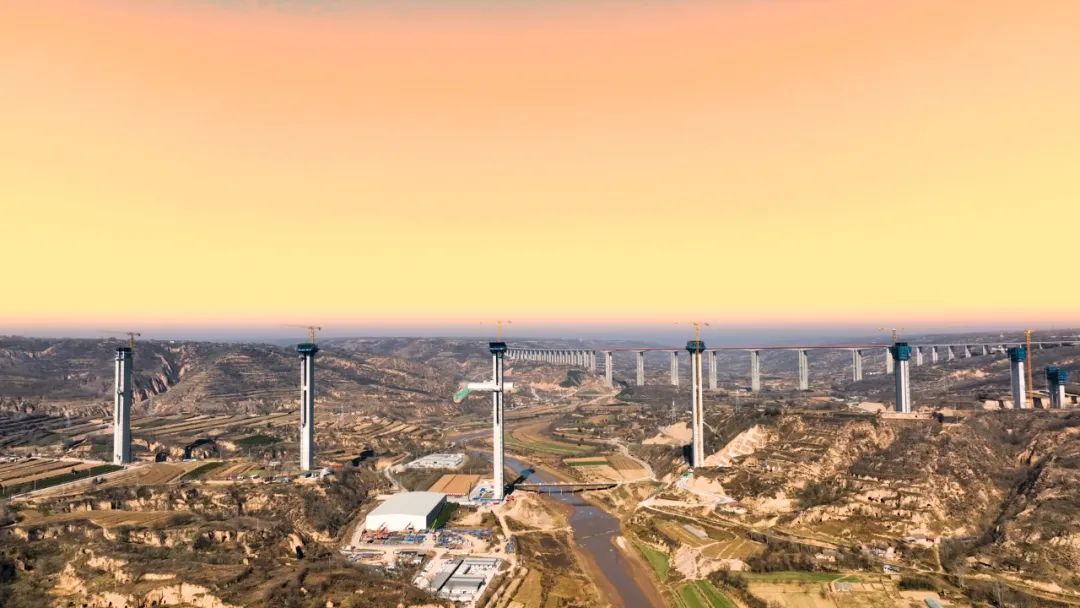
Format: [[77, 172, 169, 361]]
[[636, 351, 645, 386], [851, 349, 863, 382], [890, 342, 912, 413], [708, 351, 718, 390], [1009, 347, 1028, 409], [797, 349, 809, 391], [1047, 367, 1068, 409], [750, 350, 761, 392], [669, 351, 679, 386], [604, 351, 614, 388], [297, 342, 318, 472], [490, 342, 507, 499], [465, 342, 515, 501], [687, 340, 706, 468], [113, 347, 133, 465]]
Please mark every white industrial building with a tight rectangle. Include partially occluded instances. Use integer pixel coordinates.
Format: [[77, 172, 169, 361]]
[[420, 556, 502, 604], [405, 453, 465, 469], [365, 491, 446, 532]]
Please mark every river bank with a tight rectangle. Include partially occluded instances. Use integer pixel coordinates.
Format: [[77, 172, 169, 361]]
[[505, 455, 665, 608]]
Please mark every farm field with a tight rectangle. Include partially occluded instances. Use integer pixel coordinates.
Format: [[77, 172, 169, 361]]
[[507, 421, 594, 457], [650, 517, 765, 561], [677, 580, 736, 608], [136, 413, 294, 438], [200, 461, 258, 481], [0, 414, 107, 448], [747, 579, 899, 608], [634, 541, 670, 580], [607, 453, 649, 478], [0, 458, 123, 497], [656, 520, 709, 548], [563, 453, 649, 482], [233, 434, 279, 448], [428, 473, 479, 496], [23, 462, 207, 498], [744, 572, 857, 583], [701, 537, 766, 560], [0, 458, 85, 484], [16, 509, 179, 530]]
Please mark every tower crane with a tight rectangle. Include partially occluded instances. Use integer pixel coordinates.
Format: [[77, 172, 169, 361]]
[[286, 325, 322, 344], [101, 330, 141, 349], [491, 320, 512, 341], [676, 321, 710, 341], [878, 327, 903, 343]]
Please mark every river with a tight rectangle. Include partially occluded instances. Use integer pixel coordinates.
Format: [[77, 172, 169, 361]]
[[503, 455, 659, 608]]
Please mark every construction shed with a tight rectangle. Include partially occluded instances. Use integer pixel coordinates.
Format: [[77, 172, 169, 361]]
[[365, 491, 446, 532]]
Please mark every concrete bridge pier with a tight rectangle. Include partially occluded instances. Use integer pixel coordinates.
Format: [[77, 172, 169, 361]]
[[708, 351, 718, 390], [914, 346, 924, 366], [931, 346, 939, 364], [885, 348, 894, 375], [636, 351, 645, 386], [851, 349, 863, 381], [963, 345, 972, 358], [750, 350, 761, 393], [981, 345, 989, 356], [113, 347, 133, 465], [670, 351, 679, 386], [491, 342, 507, 500], [946, 346, 956, 362], [604, 351, 614, 388], [1009, 347, 1028, 409], [1047, 367, 1069, 409], [797, 349, 809, 391], [890, 342, 912, 413], [297, 343, 318, 472], [687, 340, 706, 468]]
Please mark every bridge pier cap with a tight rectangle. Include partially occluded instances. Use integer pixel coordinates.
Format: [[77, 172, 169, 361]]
[[889, 342, 912, 361], [686, 340, 706, 354], [296, 343, 319, 356], [489, 342, 508, 356], [1008, 346, 1027, 362]]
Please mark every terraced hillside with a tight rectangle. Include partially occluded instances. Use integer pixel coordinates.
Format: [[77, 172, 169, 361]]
[[703, 410, 1080, 593], [0, 337, 463, 418]]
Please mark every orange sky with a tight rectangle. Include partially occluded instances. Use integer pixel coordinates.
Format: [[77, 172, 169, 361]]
[[2, 0, 1078, 331]]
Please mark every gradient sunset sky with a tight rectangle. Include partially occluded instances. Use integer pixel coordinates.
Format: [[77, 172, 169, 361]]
[[3, 0, 1078, 336]]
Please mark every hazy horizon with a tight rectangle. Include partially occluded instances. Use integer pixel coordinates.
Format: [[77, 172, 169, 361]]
[[3, 322, 1076, 347]]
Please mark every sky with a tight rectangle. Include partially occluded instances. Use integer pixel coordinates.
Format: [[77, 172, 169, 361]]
[[2, 0, 1079, 340]]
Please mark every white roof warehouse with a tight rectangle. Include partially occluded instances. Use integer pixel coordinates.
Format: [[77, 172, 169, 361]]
[[365, 491, 447, 532]]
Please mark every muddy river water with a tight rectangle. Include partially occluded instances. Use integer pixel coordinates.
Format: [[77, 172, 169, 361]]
[[503, 455, 658, 608]]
